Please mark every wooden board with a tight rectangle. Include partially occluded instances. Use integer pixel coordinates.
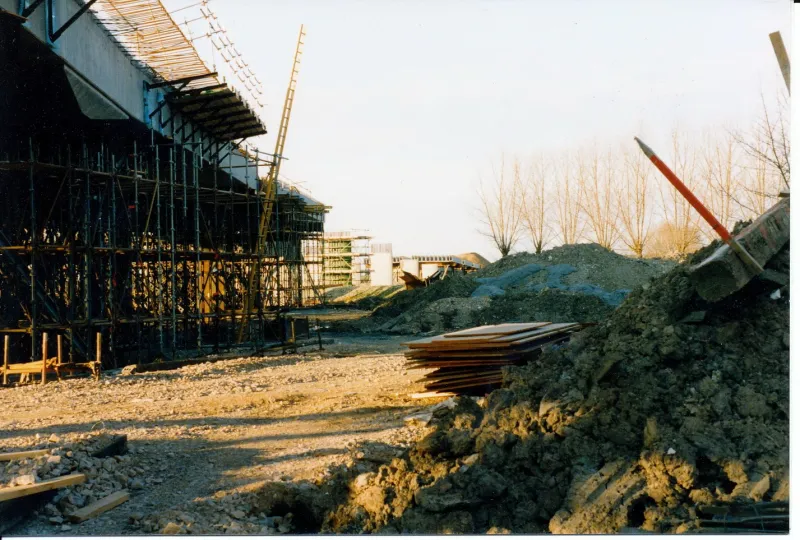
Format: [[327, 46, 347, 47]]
[[0, 473, 86, 502], [67, 490, 129, 523], [0, 449, 49, 462]]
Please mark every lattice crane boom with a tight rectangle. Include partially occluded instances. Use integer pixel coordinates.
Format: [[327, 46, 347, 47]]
[[238, 24, 306, 343]]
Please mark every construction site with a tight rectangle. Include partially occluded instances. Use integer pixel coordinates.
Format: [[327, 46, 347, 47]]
[[0, 0, 792, 536]]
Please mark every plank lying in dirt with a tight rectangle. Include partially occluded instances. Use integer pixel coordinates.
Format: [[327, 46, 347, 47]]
[[0, 449, 49, 462], [0, 473, 86, 503], [67, 490, 129, 523]]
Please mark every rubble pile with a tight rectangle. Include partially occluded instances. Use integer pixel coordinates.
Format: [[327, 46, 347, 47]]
[[1, 432, 138, 533], [353, 244, 674, 334], [250, 243, 789, 534]]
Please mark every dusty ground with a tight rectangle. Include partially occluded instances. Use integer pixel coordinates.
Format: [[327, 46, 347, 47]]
[[0, 334, 437, 535]]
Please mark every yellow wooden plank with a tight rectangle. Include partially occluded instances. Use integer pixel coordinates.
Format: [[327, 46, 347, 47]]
[[0, 473, 86, 502], [67, 491, 130, 523], [0, 449, 50, 461]]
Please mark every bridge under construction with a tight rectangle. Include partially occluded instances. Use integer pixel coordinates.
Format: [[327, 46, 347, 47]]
[[0, 0, 325, 373]]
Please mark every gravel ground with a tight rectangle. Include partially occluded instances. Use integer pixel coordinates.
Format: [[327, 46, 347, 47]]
[[0, 334, 436, 535]]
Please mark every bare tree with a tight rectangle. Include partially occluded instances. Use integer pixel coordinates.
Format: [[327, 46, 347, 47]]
[[578, 147, 619, 249], [655, 129, 704, 257], [554, 153, 583, 245], [517, 154, 551, 254], [477, 154, 524, 258], [740, 128, 781, 216], [701, 130, 742, 237], [617, 148, 652, 257], [734, 91, 790, 190], [644, 221, 703, 260]]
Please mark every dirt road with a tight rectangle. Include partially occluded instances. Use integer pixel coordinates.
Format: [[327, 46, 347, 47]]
[[0, 334, 436, 535]]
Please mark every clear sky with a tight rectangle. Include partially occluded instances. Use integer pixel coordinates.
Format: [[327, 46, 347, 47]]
[[169, 0, 790, 260]]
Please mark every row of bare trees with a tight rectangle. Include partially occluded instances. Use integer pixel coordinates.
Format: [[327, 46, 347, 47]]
[[477, 96, 789, 259]]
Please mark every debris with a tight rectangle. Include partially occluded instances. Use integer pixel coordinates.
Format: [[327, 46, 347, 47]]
[[308, 243, 789, 534], [770, 289, 781, 300]]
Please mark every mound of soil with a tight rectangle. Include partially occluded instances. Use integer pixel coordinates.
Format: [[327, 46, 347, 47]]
[[350, 244, 673, 335], [256, 242, 789, 534], [325, 285, 405, 310], [477, 243, 674, 291], [456, 252, 492, 268]]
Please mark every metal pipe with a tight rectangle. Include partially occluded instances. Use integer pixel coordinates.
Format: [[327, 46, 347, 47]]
[[635, 137, 764, 275]]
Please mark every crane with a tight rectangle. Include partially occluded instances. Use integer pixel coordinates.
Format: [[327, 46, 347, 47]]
[[237, 24, 306, 343]]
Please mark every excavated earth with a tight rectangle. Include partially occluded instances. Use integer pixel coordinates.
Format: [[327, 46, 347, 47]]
[[241, 242, 789, 534], [345, 244, 675, 335]]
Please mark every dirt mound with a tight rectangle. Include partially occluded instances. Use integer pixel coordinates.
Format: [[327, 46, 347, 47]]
[[477, 243, 675, 291], [350, 244, 673, 335], [256, 242, 789, 534], [325, 285, 404, 310], [456, 252, 491, 268]]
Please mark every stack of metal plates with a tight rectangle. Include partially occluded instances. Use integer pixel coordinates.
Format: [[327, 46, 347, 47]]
[[404, 322, 586, 395]]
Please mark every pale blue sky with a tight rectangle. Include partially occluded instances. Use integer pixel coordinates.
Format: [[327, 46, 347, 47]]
[[171, 0, 790, 260]]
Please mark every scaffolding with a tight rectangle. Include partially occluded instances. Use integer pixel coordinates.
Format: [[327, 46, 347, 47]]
[[322, 231, 372, 287], [0, 135, 326, 370]]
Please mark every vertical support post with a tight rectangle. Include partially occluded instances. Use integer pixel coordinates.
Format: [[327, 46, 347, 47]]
[[57, 334, 63, 364], [228, 143, 234, 349], [29, 138, 38, 367], [155, 141, 164, 354], [193, 144, 202, 353], [110, 156, 117, 368], [213, 142, 220, 354], [3, 335, 9, 385], [169, 146, 178, 358], [95, 331, 102, 380], [133, 140, 142, 365], [84, 143, 92, 363], [244, 144, 252, 344], [67, 154, 75, 365], [41, 332, 48, 384]]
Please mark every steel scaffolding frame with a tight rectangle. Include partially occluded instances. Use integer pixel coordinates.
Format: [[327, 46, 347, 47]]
[[0, 134, 325, 370]]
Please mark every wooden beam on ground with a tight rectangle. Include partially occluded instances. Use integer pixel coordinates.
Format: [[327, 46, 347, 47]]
[[2, 335, 8, 385], [689, 198, 790, 301], [66, 491, 129, 523], [0, 473, 86, 502], [0, 449, 49, 461]]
